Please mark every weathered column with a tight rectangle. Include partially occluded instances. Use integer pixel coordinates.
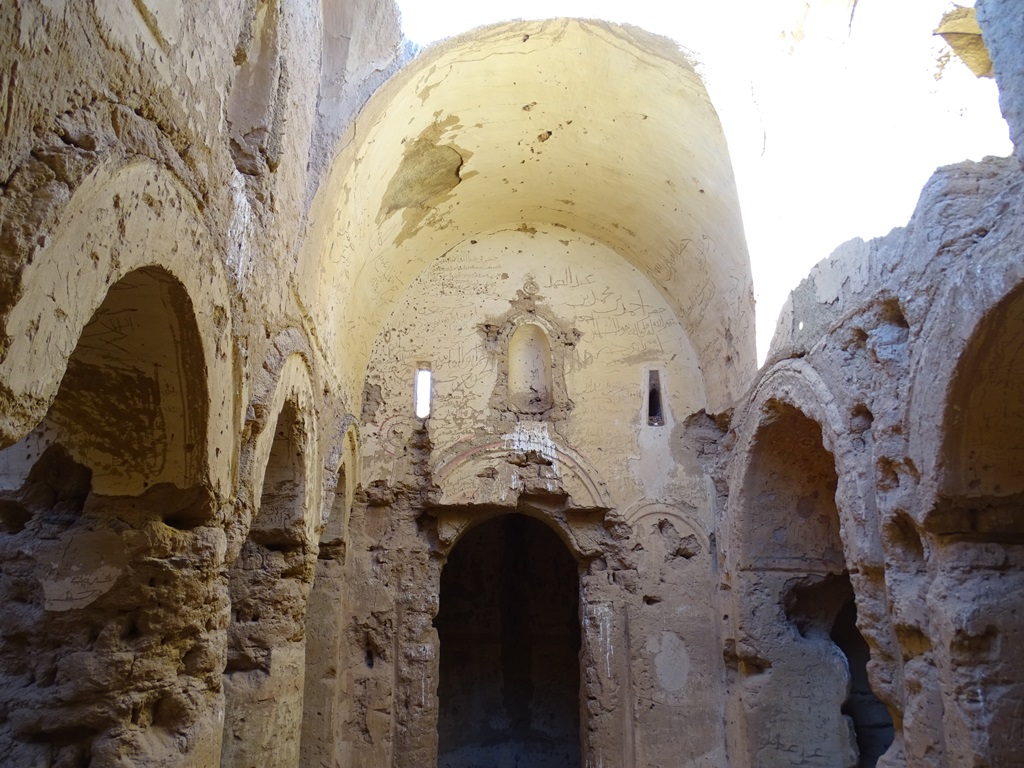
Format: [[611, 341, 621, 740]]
[[580, 570, 634, 768], [393, 544, 441, 768]]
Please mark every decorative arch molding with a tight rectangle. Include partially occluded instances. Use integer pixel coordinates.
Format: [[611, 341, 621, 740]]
[[435, 506, 606, 564], [430, 426, 613, 512], [233, 350, 322, 556], [907, 251, 1024, 520], [726, 359, 882, 572], [319, 417, 360, 547], [484, 302, 576, 421], [0, 158, 235, 493], [624, 500, 711, 550]]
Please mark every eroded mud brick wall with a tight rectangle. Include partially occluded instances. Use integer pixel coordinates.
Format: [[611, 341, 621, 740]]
[[0, 0, 402, 764], [1, 1, 1024, 767], [719, 4, 1024, 753]]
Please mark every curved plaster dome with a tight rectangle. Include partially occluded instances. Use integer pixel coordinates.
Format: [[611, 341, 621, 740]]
[[299, 18, 756, 410]]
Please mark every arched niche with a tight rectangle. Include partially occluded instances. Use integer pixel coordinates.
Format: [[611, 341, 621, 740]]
[[0, 267, 222, 766], [742, 400, 845, 571], [1, 267, 207, 497], [729, 399, 893, 768], [0, 160, 236, 498], [223, 353, 319, 768], [434, 513, 581, 767], [937, 282, 1024, 532], [507, 322, 554, 414], [923, 281, 1024, 765], [300, 421, 360, 767]]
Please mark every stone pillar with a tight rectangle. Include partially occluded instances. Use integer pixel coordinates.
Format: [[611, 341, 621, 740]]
[[393, 545, 441, 768], [929, 540, 1024, 766], [580, 571, 634, 768]]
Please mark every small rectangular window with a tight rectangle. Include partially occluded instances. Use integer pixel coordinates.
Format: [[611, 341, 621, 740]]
[[647, 370, 664, 426], [415, 366, 432, 418]]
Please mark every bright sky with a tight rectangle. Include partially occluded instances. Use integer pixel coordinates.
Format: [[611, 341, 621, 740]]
[[397, 0, 1012, 363]]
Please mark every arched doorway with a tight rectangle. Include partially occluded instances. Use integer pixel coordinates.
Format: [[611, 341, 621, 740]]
[[0, 267, 218, 765], [928, 281, 1024, 764], [434, 514, 581, 767], [730, 398, 894, 767], [223, 397, 313, 768]]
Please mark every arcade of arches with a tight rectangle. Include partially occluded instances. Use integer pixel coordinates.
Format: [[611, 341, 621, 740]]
[[0, 1, 1023, 766]]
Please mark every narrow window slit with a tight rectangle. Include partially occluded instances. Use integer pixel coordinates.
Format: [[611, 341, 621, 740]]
[[647, 370, 664, 426], [415, 366, 432, 418]]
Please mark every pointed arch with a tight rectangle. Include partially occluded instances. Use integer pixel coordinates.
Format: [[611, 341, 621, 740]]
[[223, 350, 320, 768]]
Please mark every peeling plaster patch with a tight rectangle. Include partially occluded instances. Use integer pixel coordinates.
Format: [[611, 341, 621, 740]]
[[378, 114, 466, 216], [506, 470, 521, 500], [649, 631, 690, 692], [418, 81, 439, 103], [502, 421, 559, 472], [226, 172, 256, 289], [377, 115, 474, 247], [38, 530, 127, 611], [587, 602, 615, 678], [379, 139, 463, 217]]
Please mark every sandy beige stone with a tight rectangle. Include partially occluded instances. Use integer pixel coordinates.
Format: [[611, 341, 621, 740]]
[[0, 2, 1023, 767]]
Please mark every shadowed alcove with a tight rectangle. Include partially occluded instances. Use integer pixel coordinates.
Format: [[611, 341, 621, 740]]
[[733, 398, 894, 767], [434, 513, 581, 767], [223, 400, 313, 768], [0, 266, 217, 765], [925, 281, 1024, 764]]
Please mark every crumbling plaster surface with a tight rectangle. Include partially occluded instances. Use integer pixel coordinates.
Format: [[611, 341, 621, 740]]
[[0, 160, 235, 495], [1, 0, 1023, 766], [299, 18, 756, 412], [0, 0, 400, 764], [361, 227, 708, 513], [725, 150, 1024, 766]]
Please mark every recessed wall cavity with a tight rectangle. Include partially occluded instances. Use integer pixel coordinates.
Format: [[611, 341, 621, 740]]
[[830, 599, 896, 766], [927, 281, 1024, 765], [434, 514, 581, 768], [941, 283, 1024, 527], [647, 369, 665, 426], [508, 323, 554, 414], [223, 400, 311, 768], [0, 267, 207, 496], [0, 269, 217, 765], [745, 401, 844, 569], [416, 366, 433, 418], [731, 401, 866, 767]]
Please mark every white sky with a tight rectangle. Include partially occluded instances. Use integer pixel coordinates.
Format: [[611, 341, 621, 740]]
[[397, 0, 1012, 363]]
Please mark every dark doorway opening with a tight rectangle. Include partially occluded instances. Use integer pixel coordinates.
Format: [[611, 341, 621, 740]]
[[831, 599, 896, 767], [435, 514, 581, 767]]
